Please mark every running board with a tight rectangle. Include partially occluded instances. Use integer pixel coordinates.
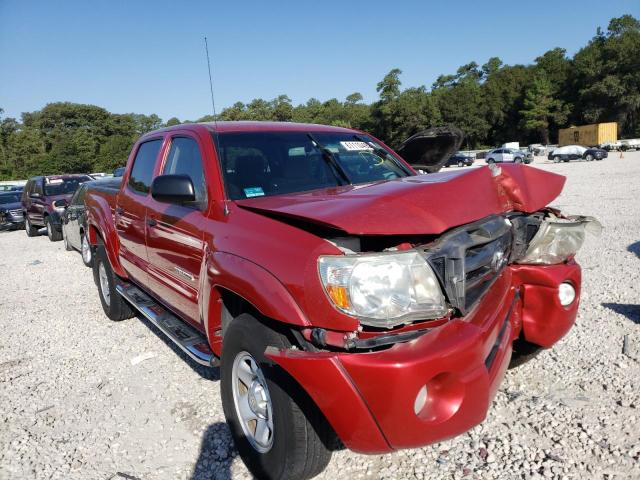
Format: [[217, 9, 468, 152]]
[[115, 283, 217, 367]]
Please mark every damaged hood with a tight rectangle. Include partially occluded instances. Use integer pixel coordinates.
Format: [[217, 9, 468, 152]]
[[235, 164, 566, 235], [396, 126, 465, 173]]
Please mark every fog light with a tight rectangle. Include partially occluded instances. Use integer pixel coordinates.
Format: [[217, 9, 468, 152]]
[[414, 385, 428, 415], [558, 282, 576, 306]]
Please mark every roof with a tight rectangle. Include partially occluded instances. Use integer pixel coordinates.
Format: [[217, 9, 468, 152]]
[[142, 121, 358, 139]]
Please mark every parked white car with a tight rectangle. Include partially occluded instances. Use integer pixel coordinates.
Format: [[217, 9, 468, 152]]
[[485, 148, 531, 164], [620, 139, 640, 151]]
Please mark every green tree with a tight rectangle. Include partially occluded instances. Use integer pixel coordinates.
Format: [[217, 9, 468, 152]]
[[520, 73, 568, 144]]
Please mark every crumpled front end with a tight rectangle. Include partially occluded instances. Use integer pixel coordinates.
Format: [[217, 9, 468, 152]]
[[267, 260, 581, 453]]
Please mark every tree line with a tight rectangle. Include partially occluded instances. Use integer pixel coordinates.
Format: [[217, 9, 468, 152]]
[[1, 15, 638, 180]]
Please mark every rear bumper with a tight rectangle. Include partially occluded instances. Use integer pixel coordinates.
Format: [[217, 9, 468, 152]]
[[267, 261, 580, 453]]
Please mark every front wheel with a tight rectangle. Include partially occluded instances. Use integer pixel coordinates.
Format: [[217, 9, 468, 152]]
[[553, 156, 561, 163], [585, 154, 593, 161], [25, 216, 39, 237], [514, 157, 523, 164], [221, 314, 333, 480], [487, 158, 495, 164], [93, 245, 135, 321], [457, 161, 464, 167]]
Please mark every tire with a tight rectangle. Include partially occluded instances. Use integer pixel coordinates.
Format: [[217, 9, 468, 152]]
[[553, 156, 561, 163], [45, 216, 62, 242], [585, 154, 593, 161], [62, 227, 73, 251], [457, 161, 464, 167], [81, 233, 93, 267], [509, 339, 543, 369], [514, 157, 523, 164], [93, 244, 135, 321], [487, 158, 495, 164], [25, 216, 38, 237], [221, 314, 333, 480]]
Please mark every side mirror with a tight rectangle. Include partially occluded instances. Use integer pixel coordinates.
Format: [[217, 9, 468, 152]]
[[151, 174, 196, 204], [53, 199, 68, 210]]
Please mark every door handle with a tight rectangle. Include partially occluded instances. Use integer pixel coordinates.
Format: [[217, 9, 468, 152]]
[[146, 218, 157, 227]]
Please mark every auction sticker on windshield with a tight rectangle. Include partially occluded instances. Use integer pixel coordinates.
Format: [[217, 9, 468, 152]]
[[340, 141, 374, 151], [243, 187, 265, 198]]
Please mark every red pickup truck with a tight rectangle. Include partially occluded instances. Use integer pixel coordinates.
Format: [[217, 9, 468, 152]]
[[85, 122, 595, 480]]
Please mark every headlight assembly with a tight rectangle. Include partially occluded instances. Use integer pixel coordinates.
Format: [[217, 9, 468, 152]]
[[318, 250, 447, 328], [518, 214, 601, 265]]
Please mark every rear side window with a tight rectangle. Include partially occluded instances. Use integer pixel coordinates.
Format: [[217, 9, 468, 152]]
[[163, 137, 207, 203], [129, 139, 162, 194]]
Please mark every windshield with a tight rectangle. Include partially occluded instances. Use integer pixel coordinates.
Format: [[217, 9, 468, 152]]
[[0, 194, 20, 204], [44, 176, 92, 196], [214, 131, 412, 200]]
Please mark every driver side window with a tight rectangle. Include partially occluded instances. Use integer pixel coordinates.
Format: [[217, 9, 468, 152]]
[[163, 137, 207, 204]]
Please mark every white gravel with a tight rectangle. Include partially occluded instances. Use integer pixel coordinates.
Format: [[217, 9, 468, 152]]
[[1, 153, 639, 480]]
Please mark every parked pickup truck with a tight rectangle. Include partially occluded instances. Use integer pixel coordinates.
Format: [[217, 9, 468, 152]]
[[85, 121, 596, 480]]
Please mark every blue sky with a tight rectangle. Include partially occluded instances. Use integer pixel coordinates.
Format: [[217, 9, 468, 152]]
[[1, 0, 638, 122]]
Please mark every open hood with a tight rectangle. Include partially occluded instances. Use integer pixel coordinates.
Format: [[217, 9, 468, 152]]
[[235, 164, 566, 236], [396, 126, 464, 173]]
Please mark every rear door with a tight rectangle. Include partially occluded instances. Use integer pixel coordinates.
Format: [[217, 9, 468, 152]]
[[145, 134, 208, 327], [116, 138, 165, 285], [30, 179, 46, 225]]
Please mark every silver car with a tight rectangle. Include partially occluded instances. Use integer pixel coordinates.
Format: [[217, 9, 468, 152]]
[[485, 148, 530, 164]]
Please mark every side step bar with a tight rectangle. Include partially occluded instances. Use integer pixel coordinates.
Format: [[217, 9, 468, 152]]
[[116, 283, 217, 367]]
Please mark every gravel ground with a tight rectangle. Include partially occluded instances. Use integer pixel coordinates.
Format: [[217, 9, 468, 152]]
[[1, 153, 639, 480]]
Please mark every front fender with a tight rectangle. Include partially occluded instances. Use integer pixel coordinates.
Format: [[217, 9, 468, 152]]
[[204, 252, 310, 341]]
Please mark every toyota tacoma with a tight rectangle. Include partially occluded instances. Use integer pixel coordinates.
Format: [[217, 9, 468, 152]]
[[85, 122, 597, 480]]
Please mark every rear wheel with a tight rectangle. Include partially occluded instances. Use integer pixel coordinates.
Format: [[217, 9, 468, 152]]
[[221, 314, 333, 480], [514, 157, 523, 164], [457, 161, 464, 167], [93, 245, 134, 321], [25, 216, 38, 237], [487, 158, 495, 164], [45, 216, 62, 242], [585, 154, 594, 161], [81, 233, 93, 267]]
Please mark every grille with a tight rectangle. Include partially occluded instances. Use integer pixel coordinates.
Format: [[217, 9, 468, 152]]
[[9, 209, 22, 217], [424, 215, 513, 315]]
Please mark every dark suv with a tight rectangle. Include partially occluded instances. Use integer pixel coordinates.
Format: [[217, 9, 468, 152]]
[[21, 175, 92, 240]]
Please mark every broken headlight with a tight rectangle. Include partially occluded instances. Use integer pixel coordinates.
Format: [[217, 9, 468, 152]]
[[318, 251, 447, 328], [517, 214, 601, 265]]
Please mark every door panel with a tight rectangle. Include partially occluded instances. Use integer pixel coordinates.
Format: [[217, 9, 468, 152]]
[[116, 138, 164, 285], [145, 135, 208, 327]]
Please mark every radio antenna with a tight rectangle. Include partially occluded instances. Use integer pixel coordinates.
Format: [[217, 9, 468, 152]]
[[203, 37, 229, 215], [204, 37, 219, 120]]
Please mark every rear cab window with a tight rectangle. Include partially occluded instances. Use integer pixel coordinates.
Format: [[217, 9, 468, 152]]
[[128, 139, 163, 195]]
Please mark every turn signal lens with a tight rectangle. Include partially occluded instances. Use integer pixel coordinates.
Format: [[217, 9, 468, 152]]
[[326, 285, 350, 309]]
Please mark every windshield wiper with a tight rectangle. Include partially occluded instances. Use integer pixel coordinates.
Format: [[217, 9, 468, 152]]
[[353, 134, 413, 176], [307, 133, 351, 185]]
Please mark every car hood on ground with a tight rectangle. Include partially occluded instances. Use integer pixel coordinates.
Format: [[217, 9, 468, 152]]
[[396, 126, 464, 173], [235, 164, 565, 235]]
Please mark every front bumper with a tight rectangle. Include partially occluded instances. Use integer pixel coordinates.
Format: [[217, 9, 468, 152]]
[[267, 261, 580, 453], [0, 212, 24, 230]]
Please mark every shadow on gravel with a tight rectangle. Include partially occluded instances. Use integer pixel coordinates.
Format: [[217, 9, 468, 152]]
[[602, 303, 640, 324], [134, 313, 220, 381], [191, 422, 235, 480], [628, 241, 640, 259]]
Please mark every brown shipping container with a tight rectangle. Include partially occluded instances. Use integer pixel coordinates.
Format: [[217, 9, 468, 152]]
[[558, 122, 618, 146]]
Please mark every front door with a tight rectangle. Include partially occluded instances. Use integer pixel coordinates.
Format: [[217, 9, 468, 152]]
[[502, 149, 514, 163], [30, 179, 46, 225], [116, 138, 164, 285], [145, 134, 208, 327]]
